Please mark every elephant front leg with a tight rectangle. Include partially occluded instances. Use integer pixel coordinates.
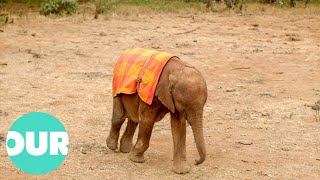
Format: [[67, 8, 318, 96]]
[[120, 120, 138, 153], [129, 121, 154, 163], [171, 113, 190, 174]]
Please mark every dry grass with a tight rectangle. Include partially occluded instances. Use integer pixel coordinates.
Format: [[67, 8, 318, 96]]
[[111, 3, 203, 16], [1, 1, 320, 27], [82, 2, 320, 17], [244, 3, 320, 15], [1, 1, 320, 17]]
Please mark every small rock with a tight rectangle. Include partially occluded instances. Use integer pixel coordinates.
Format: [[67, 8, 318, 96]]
[[226, 88, 236, 92], [281, 147, 291, 151], [99, 32, 107, 36], [312, 89, 320, 92], [0, 29, 4, 32], [311, 105, 319, 111], [261, 111, 270, 116], [0, 110, 9, 117], [0, 135, 4, 142], [289, 112, 294, 118], [237, 140, 253, 145], [248, 27, 259, 31], [33, 53, 41, 58], [281, 112, 294, 119], [288, 36, 301, 41], [152, 45, 160, 49], [31, 33, 36, 36], [182, 52, 194, 55], [258, 171, 274, 178], [252, 48, 263, 53], [80, 147, 87, 154], [236, 83, 245, 88], [259, 93, 275, 98], [176, 42, 190, 48], [286, 34, 302, 41]]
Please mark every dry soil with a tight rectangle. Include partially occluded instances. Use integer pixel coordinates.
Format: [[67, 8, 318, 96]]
[[0, 11, 320, 179]]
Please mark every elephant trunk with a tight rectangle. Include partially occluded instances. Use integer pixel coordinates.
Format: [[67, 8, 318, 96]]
[[187, 111, 206, 165]]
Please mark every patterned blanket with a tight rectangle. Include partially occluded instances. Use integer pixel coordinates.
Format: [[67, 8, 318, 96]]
[[112, 48, 175, 105]]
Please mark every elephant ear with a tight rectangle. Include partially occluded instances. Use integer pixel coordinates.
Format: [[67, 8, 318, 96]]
[[155, 71, 176, 113]]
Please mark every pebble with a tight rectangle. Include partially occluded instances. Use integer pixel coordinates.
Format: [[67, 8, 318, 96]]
[[237, 140, 253, 145], [261, 111, 270, 116], [226, 88, 236, 92]]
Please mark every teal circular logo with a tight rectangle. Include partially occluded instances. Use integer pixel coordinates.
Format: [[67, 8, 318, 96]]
[[6, 112, 69, 175]]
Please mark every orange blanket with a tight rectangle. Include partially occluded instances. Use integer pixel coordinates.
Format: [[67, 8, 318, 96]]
[[112, 48, 174, 105]]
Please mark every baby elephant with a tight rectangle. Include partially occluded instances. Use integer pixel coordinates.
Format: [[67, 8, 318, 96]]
[[107, 48, 207, 174]]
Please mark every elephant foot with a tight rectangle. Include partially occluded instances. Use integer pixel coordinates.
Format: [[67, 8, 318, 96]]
[[120, 141, 132, 153], [106, 136, 118, 151], [173, 161, 191, 174], [128, 153, 145, 163]]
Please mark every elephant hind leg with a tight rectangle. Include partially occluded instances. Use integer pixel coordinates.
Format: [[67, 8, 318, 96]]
[[128, 99, 167, 163], [128, 103, 159, 163], [120, 120, 138, 153], [107, 96, 126, 151], [128, 120, 154, 163]]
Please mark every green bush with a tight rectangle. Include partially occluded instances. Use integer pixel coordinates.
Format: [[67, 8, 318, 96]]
[[40, 0, 79, 16], [93, 0, 120, 14]]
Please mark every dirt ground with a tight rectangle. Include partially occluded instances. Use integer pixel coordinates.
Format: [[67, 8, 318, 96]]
[[0, 10, 320, 179]]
